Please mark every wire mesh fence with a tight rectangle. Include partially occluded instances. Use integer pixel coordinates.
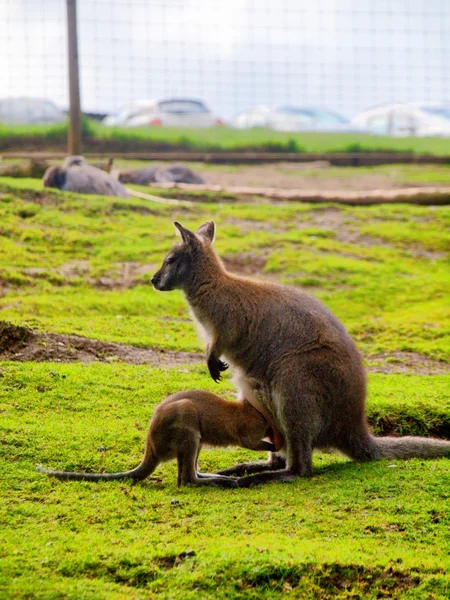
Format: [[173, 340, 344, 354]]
[[1, 0, 450, 127]]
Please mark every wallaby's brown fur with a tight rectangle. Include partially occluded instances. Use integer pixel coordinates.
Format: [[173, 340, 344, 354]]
[[151, 221, 450, 487], [37, 390, 276, 488]]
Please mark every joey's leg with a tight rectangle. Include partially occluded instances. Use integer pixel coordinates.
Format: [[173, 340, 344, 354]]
[[178, 438, 237, 488], [206, 342, 228, 383], [218, 453, 286, 477], [193, 443, 234, 479], [196, 472, 237, 480]]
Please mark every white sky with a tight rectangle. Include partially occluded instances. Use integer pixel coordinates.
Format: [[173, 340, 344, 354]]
[[1, 0, 450, 119]]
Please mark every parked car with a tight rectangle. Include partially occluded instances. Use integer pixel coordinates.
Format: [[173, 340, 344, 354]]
[[232, 105, 273, 129], [0, 97, 65, 124], [232, 105, 356, 132], [102, 98, 223, 128], [351, 103, 450, 137]]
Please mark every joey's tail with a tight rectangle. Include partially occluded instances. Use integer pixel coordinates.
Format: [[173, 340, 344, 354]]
[[37, 446, 159, 482], [344, 432, 450, 462]]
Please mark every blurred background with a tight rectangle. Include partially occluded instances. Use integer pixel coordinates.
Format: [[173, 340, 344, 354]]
[[1, 0, 450, 154]]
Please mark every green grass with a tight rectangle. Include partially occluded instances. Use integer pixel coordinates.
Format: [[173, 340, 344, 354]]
[[1, 363, 450, 598], [1, 176, 449, 598], [4, 119, 450, 155], [0, 177, 448, 360]]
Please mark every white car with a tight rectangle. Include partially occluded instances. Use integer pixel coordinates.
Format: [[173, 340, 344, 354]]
[[232, 105, 356, 132], [102, 98, 223, 128], [0, 97, 65, 124], [351, 103, 450, 137], [232, 105, 273, 129]]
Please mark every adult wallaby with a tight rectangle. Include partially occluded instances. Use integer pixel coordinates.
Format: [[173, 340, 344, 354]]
[[151, 221, 450, 487], [37, 390, 277, 488]]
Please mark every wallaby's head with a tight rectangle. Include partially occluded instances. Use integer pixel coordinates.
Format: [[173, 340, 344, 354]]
[[238, 400, 277, 452], [152, 221, 219, 292], [42, 165, 66, 190]]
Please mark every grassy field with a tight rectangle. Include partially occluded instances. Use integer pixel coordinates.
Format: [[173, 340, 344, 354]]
[[1, 176, 450, 598], [4, 119, 450, 155]]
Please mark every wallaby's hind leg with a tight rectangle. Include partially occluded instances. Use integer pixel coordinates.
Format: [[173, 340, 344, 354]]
[[237, 438, 312, 487], [218, 453, 286, 477], [237, 387, 315, 488]]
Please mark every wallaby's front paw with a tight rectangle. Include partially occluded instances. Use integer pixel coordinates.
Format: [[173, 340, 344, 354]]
[[218, 359, 229, 372], [207, 356, 228, 383]]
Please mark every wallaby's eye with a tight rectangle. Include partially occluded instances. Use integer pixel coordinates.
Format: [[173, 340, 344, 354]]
[[166, 256, 175, 265]]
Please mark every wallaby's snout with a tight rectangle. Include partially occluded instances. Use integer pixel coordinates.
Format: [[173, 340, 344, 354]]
[[151, 271, 163, 290]]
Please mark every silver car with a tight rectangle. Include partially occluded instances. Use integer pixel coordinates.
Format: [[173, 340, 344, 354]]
[[0, 97, 65, 124], [102, 98, 223, 128], [232, 105, 355, 132]]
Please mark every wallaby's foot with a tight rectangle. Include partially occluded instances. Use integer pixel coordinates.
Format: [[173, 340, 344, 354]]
[[190, 476, 238, 488], [218, 454, 287, 477], [207, 355, 229, 383], [218, 461, 276, 477], [237, 469, 300, 488]]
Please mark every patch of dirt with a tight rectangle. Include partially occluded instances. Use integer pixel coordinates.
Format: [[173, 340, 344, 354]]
[[19, 261, 159, 291], [204, 163, 401, 191], [94, 262, 157, 290], [366, 351, 449, 375], [222, 252, 268, 275], [153, 551, 196, 570], [224, 217, 287, 234], [0, 184, 62, 206], [0, 321, 202, 367], [109, 201, 160, 215], [407, 248, 447, 260], [241, 562, 420, 597]]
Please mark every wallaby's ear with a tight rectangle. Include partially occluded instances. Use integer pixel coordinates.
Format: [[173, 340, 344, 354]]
[[173, 221, 197, 246], [196, 221, 215, 245]]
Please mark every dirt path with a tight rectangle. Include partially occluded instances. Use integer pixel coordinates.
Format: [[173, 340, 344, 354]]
[[1, 322, 447, 375], [0, 322, 202, 367]]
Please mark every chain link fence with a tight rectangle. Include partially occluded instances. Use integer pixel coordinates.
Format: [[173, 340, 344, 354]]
[[1, 0, 450, 124]]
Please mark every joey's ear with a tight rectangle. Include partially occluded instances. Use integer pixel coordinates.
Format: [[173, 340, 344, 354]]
[[173, 221, 197, 246], [260, 439, 277, 452], [196, 221, 215, 245]]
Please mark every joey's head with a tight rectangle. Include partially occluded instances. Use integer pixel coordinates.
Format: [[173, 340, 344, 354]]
[[238, 400, 277, 452], [151, 221, 220, 292]]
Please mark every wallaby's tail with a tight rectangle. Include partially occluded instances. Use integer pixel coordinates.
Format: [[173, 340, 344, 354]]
[[37, 446, 159, 482], [370, 435, 450, 460], [345, 432, 450, 462]]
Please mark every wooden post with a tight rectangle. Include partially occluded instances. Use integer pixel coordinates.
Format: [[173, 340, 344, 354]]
[[66, 0, 82, 155]]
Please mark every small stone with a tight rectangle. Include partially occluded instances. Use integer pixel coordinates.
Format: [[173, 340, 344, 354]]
[[170, 499, 180, 506], [97, 446, 107, 452]]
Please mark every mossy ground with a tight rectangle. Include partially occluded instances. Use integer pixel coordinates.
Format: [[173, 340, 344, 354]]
[[0, 175, 449, 598]]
